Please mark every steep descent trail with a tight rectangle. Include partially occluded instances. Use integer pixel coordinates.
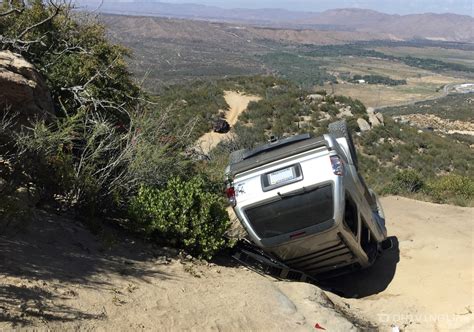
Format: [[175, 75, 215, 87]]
[[0, 197, 472, 331], [325, 196, 474, 331], [195, 90, 261, 154]]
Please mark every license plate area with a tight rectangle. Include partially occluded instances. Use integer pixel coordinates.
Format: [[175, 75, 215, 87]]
[[261, 164, 303, 192]]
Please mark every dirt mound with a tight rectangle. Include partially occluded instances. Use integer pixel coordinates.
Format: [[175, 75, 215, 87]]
[[1, 197, 472, 330]]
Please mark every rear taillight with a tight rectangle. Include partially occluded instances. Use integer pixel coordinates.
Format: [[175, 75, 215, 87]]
[[225, 186, 236, 207], [330, 155, 344, 176]]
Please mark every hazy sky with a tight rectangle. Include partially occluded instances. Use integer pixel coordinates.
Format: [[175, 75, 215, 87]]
[[150, 0, 473, 15]]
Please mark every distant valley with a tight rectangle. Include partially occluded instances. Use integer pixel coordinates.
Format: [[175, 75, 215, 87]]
[[102, 14, 473, 108]]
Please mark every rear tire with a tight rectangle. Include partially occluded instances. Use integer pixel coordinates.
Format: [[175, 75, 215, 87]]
[[328, 120, 358, 169]]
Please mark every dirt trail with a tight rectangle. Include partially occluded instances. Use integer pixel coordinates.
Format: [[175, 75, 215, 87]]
[[326, 196, 474, 331], [0, 197, 472, 331], [195, 91, 261, 154]]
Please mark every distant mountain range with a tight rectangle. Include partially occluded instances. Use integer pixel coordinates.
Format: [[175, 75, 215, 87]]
[[77, 1, 316, 24], [297, 9, 474, 42], [77, 1, 474, 42]]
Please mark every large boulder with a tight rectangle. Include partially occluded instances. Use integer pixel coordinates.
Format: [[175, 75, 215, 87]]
[[337, 106, 353, 118], [375, 112, 384, 125], [0, 51, 54, 126], [366, 107, 379, 127], [306, 94, 324, 103], [366, 107, 384, 127], [357, 118, 371, 132]]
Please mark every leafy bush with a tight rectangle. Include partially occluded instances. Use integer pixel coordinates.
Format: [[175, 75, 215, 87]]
[[13, 111, 138, 210], [129, 176, 232, 258], [425, 175, 474, 206], [383, 170, 424, 195], [1, 2, 192, 214], [0, 0, 140, 122]]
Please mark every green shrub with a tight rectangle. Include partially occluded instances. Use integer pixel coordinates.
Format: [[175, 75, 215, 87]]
[[129, 176, 232, 258], [425, 175, 474, 206], [384, 169, 424, 194], [346, 117, 360, 133], [0, 1, 140, 122]]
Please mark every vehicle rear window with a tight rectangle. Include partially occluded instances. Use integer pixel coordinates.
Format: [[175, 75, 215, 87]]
[[245, 184, 334, 239]]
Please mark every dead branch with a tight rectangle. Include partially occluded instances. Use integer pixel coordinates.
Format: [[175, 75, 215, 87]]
[[0, 0, 25, 17], [17, 0, 61, 39]]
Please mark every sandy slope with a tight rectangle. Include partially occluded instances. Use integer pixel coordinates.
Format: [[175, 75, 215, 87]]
[[195, 91, 261, 154], [326, 196, 474, 331], [0, 211, 360, 331], [0, 197, 472, 331]]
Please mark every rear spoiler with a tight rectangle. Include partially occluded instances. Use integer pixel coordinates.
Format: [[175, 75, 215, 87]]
[[228, 136, 329, 177]]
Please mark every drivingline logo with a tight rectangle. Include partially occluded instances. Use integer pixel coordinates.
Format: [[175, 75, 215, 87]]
[[377, 313, 463, 323]]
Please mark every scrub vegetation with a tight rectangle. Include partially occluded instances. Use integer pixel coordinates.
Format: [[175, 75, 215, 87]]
[[1, 1, 472, 264], [0, 0, 231, 257]]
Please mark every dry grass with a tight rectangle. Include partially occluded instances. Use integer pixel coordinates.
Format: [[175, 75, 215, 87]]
[[373, 47, 474, 68], [322, 56, 466, 107]]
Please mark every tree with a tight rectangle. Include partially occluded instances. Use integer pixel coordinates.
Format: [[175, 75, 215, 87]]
[[1, 0, 140, 122]]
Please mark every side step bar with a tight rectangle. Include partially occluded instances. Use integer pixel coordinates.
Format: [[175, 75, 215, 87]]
[[232, 241, 318, 284]]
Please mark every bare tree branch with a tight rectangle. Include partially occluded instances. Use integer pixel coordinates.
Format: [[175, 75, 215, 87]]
[[0, 0, 25, 17], [17, 0, 61, 39]]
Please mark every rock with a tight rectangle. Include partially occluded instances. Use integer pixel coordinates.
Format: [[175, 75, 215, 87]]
[[306, 94, 324, 102], [357, 118, 371, 132], [367, 107, 383, 127], [368, 113, 382, 127], [337, 106, 353, 118], [375, 112, 384, 125], [318, 112, 331, 122], [0, 51, 54, 127]]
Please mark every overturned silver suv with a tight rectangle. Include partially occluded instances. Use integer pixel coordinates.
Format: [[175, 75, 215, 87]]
[[225, 120, 387, 278]]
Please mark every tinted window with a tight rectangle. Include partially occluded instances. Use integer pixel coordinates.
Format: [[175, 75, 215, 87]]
[[245, 185, 334, 239]]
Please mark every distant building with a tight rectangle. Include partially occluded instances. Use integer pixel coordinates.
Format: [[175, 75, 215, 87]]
[[454, 83, 474, 93]]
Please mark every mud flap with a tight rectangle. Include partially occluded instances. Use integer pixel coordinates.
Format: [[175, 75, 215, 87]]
[[381, 237, 394, 251]]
